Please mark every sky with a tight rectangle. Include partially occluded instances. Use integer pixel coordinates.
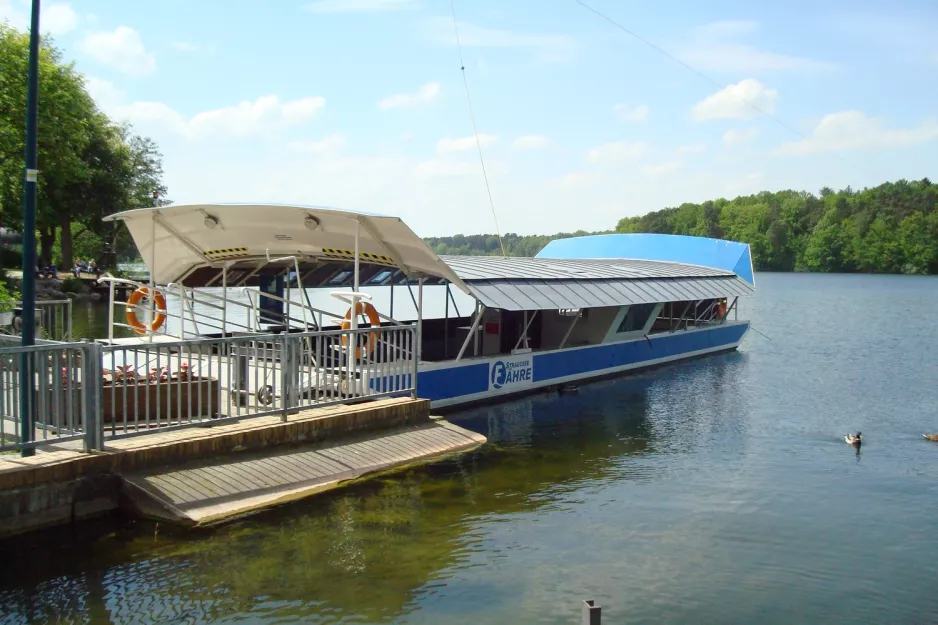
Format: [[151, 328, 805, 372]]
[[1, 0, 937, 237]]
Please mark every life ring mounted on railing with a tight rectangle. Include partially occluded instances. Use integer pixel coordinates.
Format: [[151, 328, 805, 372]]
[[340, 301, 381, 359], [715, 297, 728, 320], [125, 286, 168, 335]]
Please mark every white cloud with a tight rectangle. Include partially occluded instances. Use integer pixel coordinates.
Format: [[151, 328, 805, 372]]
[[0, 0, 75, 32], [423, 17, 575, 61], [773, 110, 938, 156], [304, 0, 418, 13], [511, 135, 551, 150], [0, 0, 25, 27], [84, 76, 127, 112], [614, 103, 649, 122], [287, 133, 346, 154], [676, 143, 707, 155], [378, 82, 440, 110], [723, 128, 758, 147], [551, 171, 600, 188], [691, 78, 778, 121], [643, 161, 682, 175], [43, 3, 78, 34], [680, 21, 834, 73], [171, 40, 216, 54], [694, 20, 760, 39], [587, 141, 646, 164], [94, 82, 327, 141], [414, 159, 478, 178], [81, 27, 156, 76], [437, 134, 497, 153]]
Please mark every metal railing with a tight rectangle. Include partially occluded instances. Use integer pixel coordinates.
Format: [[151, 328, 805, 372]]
[[0, 299, 72, 342], [98, 275, 404, 342], [0, 341, 97, 452], [0, 324, 418, 452]]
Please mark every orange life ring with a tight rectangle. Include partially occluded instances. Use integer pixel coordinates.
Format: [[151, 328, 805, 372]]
[[125, 287, 167, 335], [340, 301, 381, 358], [716, 297, 728, 319]]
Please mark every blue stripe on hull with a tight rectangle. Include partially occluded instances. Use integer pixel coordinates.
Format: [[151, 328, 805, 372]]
[[534, 323, 748, 381], [416, 323, 748, 406], [416, 362, 489, 402]]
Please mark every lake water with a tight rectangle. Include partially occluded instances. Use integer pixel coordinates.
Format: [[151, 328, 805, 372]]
[[2, 272, 938, 624]]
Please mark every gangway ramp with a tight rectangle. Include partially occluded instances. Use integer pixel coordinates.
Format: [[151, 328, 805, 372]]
[[121, 419, 486, 526]]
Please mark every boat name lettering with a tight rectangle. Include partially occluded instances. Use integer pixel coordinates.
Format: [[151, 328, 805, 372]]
[[490, 357, 533, 391]]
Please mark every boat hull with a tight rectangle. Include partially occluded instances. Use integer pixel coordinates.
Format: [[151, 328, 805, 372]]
[[416, 321, 750, 410]]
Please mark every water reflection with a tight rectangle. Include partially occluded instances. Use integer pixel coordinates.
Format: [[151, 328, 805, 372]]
[[0, 373, 669, 624]]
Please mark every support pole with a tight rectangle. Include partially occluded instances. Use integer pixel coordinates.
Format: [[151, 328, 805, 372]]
[[352, 220, 360, 332], [513, 311, 538, 352], [19, 0, 41, 457], [558, 311, 580, 350], [456, 303, 484, 361], [416, 278, 423, 363]]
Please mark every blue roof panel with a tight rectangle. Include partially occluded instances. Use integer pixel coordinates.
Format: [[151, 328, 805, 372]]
[[536, 233, 755, 286]]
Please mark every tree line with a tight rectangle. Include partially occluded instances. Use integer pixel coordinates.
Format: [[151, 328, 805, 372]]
[[0, 23, 166, 271], [427, 179, 938, 274]]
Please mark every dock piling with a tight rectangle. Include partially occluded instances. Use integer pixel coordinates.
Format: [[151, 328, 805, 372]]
[[581, 599, 601, 624]]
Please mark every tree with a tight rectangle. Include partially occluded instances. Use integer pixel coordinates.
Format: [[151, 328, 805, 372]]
[[0, 23, 167, 269]]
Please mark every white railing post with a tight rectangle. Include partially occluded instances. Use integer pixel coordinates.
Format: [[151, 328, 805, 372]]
[[411, 325, 419, 398]]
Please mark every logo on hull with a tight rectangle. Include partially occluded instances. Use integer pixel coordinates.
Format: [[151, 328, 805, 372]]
[[490, 356, 533, 391]]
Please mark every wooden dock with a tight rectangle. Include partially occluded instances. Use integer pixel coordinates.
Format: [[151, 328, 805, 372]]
[[122, 420, 486, 526]]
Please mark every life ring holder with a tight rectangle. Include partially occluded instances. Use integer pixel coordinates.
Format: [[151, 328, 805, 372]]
[[125, 287, 168, 335], [340, 301, 381, 359]]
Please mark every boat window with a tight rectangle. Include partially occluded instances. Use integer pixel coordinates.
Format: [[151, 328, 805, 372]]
[[328, 270, 352, 285], [367, 270, 394, 285], [616, 303, 657, 333]]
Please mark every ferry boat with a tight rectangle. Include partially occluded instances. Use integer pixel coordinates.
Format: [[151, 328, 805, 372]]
[[99, 203, 754, 411]]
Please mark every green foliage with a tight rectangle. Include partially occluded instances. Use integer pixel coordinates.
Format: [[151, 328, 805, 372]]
[[0, 279, 18, 312], [618, 179, 938, 273], [425, 230, 608, 257], [425, 179, 937, 275], [0, 24, 165, 270]]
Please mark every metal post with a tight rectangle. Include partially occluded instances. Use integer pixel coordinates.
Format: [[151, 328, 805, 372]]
[[558, 311, 580, 350], [18, 0, 41, 457], [473, 300, 481, 356], [148, 212, 156, 343], [416, 278, 423, 363], [456, 303, 484, 361], [107, 281, 115, 342], [221, 265, 227, 338], [65, 299, 72, 341], [411, 326, 419, 398], [513, 311, 538, 352], [351, 220, 360, 333], [82, 340, 104, 451], [443, 284, 449, 359], [581, 599, 601, 625], [280, 335, 295, 422]]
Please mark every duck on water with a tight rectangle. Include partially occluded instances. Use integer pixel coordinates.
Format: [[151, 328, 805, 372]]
[[845, 432, 862, 446]]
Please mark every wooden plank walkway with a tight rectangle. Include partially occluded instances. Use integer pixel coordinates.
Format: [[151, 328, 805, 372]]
[[122, 419, 486, 526]]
